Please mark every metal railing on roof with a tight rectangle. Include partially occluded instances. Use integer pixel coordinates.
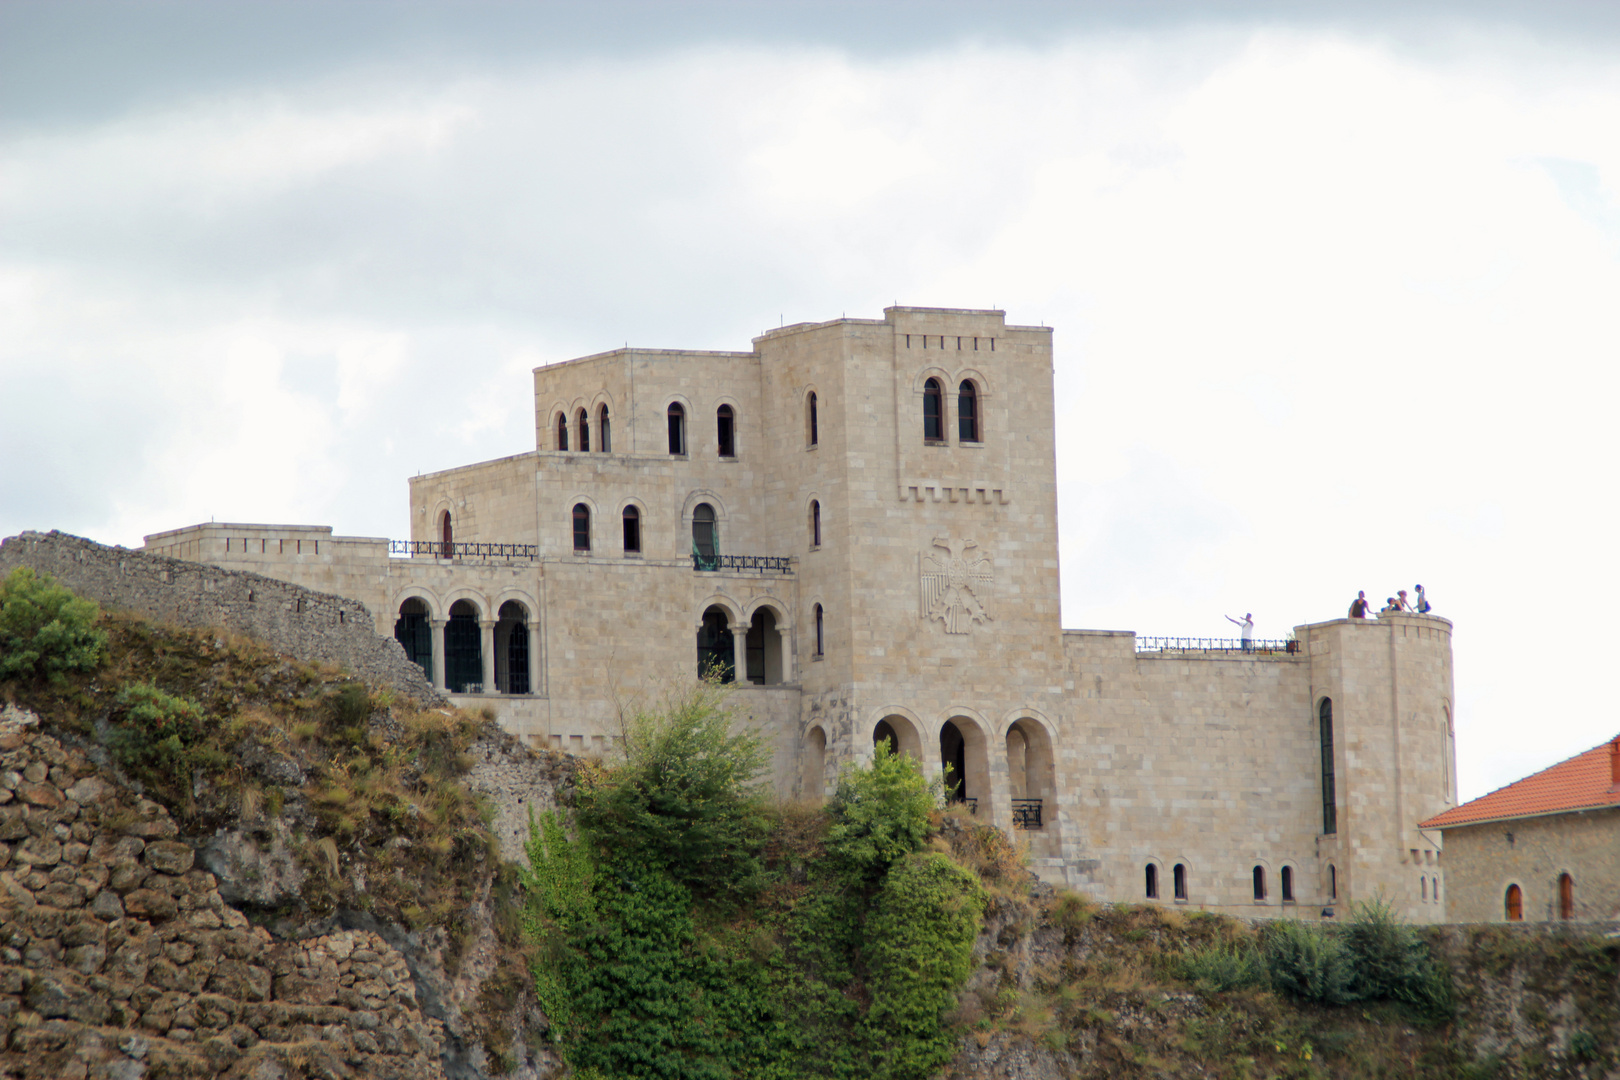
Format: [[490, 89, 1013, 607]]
[[1136, 636, 1299, 655], [389, 540, 539, 561]]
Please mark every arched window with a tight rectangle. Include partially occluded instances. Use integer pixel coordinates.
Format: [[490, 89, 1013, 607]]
[[667, 403, 685, 455], [1559, 873, 1574, 919], [1421, 877, 1428, 901], [572, 504, 590, 552], [1281, 866, 1295, 903], [1505, 884, 1523, 921], [1145, 864, 1159, 899], [556, 412, 569, 451], [440, 511, 453, 559], [622, 506, 641, 554], [1319, 698, 1337, 835], [496, 600, 530, 695], [1329, 864, 1338, 900], [810, 500, 821, 548], [814, 603, 824, 657], [394, 598, 433, 682], [692, 503, 717, 566], [576, 408, 590, 453], [1253, 866, 1267, 901], [717, 404, 735, 457], [697, 606, 735, 683], [598, 404, 611, 453], [445, 600, 483, 694], [1173, 863, 1187, 901], [922, 378, 944, 441], [807, 391, 818, 446], [958, 380, 979, 442], [1433, 877, 1440, 903]]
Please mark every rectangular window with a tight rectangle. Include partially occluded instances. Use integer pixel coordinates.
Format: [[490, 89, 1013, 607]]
[[1320, 699, 1337, 835]]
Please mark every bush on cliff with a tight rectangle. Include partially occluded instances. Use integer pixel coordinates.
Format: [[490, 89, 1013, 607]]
[[0, 566, 107, 681]]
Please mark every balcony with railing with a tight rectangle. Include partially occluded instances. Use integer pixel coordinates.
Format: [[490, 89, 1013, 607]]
[[692, 553, 793, 575], [1136, 635, 1301, 656], [389, 540, 538, 562], [1011, 799, 1044, 829]]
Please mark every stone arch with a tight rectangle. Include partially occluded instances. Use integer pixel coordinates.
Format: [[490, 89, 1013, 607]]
[[952, 366, 993, 398], [803, 725, 828, 802], [938, 711, 991, 810], [1250, 857, 1274, 903], [1143, 857, 1165, 900], [393, 595, 435, 681], [870, 708, 925, 763], [1003, 711, 1056, 831], [741, 598, 789, 685], [697, 603, 736, 683], [910, 365, 954, 394], [389, 585, 443, 621], [681, 489, 729, 523], [494, 597, 534, 695], [445, 597, 485, 694]]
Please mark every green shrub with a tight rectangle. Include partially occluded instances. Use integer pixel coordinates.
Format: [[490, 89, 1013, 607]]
[[1342, 897, 1455, 1019], [578, 680, 771, 904], [1262, 919, 1355, 1004], [825, 741, 940, 881], [1180, 942, 1265, 993], [861, 852, 987, 1080], [0, 567, 107, 681], [107, 681, 229, 788]]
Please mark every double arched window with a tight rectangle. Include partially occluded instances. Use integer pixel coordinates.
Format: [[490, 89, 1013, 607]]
[[572, 504, 591, 552], [958, 380, 979, 442], [667, 403, 686, 455], [922, 378, 944, 441]]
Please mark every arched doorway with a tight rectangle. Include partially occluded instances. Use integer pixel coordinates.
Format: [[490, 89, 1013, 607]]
[[1505, 884, 1523, 922], [744, 607, 784, 684], [494, 600, 530, 695], [394, 598, 432, 682], [1558, 873, 1574, 920], [1006, 717, 1055, 830], [697, 606, 734, 683], [874, 714, 923, 760], [804, 726, 827, 801], [445, 599, 483, 694], [939, 717, 990, 811], [439, 511, 454, 559]]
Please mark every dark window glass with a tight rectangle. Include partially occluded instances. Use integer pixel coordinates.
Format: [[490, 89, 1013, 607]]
[[572, 504, 590, 551], [505, 617, 530, 695], [692, 504, 717, 560], [1145, 864, 1158, 899], [923, 378, 943, 441], [1330, 865, 1337, 899], [717, 404, 735, 457], [622, 506, 641, 553], [1281, 866, 1295, 902], [440, 512, 453, 559], [697, 608, 734, 683], [556, 413, 568, 451], [810, 500, 821, 547], [394, 600, 432, 682], [577, 409, 589, 453], [445, 600, 482, 694], [814, 604, 824, 656], [958, 380, 979, 441], [599, 405, 611, 452], [667, 403, 685, 454], [1173, 864, 1187, 900], [1253, 866, 1266, 901], [1320, 699, 1337, 834], [808, 391, 818, 445]]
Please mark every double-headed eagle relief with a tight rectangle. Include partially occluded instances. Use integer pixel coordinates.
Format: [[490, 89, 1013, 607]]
[[921, 537, 993, 634]]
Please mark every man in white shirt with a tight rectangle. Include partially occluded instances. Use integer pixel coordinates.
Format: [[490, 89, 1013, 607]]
[[1225, 612, 1254, 652]]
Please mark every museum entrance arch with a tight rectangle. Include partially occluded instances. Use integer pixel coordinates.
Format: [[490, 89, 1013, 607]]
[[873, 714, 924, 761], [940, 717, 990, 812]]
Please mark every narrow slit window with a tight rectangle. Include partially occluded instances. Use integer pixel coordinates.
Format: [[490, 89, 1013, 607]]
[[922, 378, 944, 441], [1558, 873, 1574, 919], [1320, 698, 1337, 835], [1281, 866, 1294, 902], [814, 604, 824, 656], [556, 412, 569, 451], [622, 506, 640, 554], [1329, 864, 1337, 900], [958, 380, 979, 442], [807, 391, 818, 446], [598, 405, 611, 452], [810, 500, 821, 548], [717, 404, 735, 457], [577, 408, 590, 453], [1173, 863, 1187, 900], [572, 504, 591, 552]]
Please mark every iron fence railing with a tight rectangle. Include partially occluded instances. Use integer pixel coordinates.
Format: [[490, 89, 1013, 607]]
[[1136, 636, 1300, 655], [389, 540, 539, 561], [1012, 799, 1043, 829], [692, 554, 793, 574]]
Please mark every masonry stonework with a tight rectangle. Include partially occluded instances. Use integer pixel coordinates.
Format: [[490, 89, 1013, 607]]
[[120, 305, 1456, 919], [1439, 810, 1620, 924]]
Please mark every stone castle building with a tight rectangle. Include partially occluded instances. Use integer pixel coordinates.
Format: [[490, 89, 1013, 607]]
[[143, 306, 1458, 920]]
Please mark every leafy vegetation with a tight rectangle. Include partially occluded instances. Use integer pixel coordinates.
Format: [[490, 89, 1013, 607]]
[[0, 566, 107, 680]]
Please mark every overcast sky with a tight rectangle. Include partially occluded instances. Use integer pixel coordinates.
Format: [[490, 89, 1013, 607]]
[[4, 2, 1618, 802]]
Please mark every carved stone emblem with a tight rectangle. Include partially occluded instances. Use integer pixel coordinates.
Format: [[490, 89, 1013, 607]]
[[921, 537, 992, 634]]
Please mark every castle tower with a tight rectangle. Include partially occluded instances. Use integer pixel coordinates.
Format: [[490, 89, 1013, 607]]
[[1299, 613, 1456, 922]]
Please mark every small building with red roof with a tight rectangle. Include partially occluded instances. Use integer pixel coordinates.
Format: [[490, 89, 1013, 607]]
[[1421, 735, 1620, 923]]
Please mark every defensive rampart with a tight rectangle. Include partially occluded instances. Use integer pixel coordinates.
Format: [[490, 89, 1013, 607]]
[[0, 531, 441, 704]]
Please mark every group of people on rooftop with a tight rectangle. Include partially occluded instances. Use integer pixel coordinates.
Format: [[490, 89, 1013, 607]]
[[1349, 585, 1430, 618]]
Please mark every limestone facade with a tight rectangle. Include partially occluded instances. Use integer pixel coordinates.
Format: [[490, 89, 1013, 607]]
[[1438, 810, 1620, 924], [141, 306, 1458, 920]]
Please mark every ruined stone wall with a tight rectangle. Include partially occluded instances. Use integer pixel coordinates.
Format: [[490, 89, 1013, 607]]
[[0, 707, 447, 1080], [0, 531, 441, 705]]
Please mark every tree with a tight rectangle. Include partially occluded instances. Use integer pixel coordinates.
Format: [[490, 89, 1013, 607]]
[[0, 567, 107, 681]]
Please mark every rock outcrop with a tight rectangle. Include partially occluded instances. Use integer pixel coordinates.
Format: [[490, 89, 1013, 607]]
[[0, 707, 448, 1079]]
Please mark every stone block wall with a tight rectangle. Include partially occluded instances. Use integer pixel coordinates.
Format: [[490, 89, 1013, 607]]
[[0, 531, 441, 705], [1440, 808, 1620, 923], [0, 707, 447, 1079]]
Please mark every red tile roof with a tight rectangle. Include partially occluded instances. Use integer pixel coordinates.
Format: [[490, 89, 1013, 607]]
[[1422, 734, 1620, 829]]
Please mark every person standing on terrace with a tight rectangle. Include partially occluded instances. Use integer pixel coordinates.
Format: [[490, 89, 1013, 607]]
[[1225, 612, 1254, 652]]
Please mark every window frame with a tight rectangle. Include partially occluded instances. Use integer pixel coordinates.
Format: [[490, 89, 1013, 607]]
[[556, 412, 569, 451], [922, 377, 945, 443], [957, 379, 980, 443], [813, 603, 824, 658], [810, 499, 821, 549], [807, 390, 818, 447], [667, 403, 686, 455], [1145, 863, 1159, 899], [717, 404, 736, 458], [621, 505, 641, 554], [1252, 865, 1267, 902], [1172, 863, 1188, 901], [572, 503, 591, 553], [598, 404, 611, 453]]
